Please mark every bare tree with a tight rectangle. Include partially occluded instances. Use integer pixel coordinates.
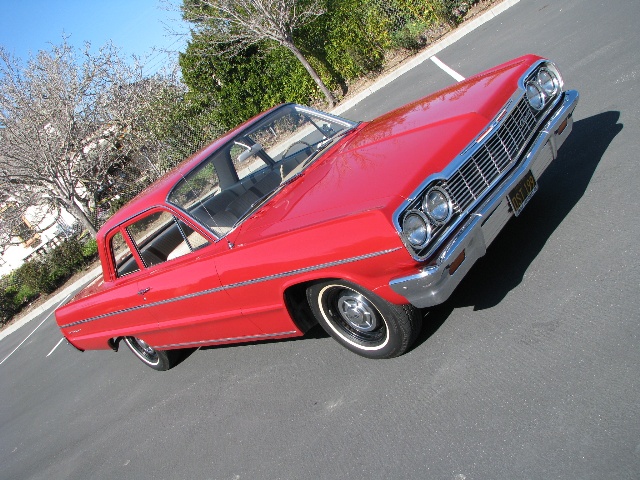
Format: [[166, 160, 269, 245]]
[[0, 39, 175, 237], [182, 0, 337, 107]]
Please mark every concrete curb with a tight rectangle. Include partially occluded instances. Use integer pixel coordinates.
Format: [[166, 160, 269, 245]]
[[0, 0, 521, 342]]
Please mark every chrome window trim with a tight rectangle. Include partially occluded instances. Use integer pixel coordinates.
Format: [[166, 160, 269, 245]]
[[393, 60, 564, 261], [293, 104, 357, 129], [60, 247, 400, 329]]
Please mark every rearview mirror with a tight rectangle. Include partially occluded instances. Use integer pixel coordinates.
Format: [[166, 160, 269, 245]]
[[236, 142, 263, 163]]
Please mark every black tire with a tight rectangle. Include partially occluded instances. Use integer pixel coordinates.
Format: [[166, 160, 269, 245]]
[[123, 336, 177, 371], [306, 280, 421, 359]]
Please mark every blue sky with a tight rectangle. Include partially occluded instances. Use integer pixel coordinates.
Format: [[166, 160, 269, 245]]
[[0, 0, 189, 74]]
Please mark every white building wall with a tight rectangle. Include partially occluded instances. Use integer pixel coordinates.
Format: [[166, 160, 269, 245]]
[[0, 207, 78, 278]]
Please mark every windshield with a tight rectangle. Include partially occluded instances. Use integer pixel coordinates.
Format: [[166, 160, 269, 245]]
[[167, 104, 356, 238]]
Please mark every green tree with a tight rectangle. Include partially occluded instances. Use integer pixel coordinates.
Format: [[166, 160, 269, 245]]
[[179, 34, 317, 130], [181, 0, 337, 107]]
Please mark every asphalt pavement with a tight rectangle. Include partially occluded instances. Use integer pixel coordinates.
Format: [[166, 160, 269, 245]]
[[1, 1, 639, 478]]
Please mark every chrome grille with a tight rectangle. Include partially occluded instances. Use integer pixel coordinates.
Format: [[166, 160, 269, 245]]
[[445, 96, 537, 212], [395, 60, 565, 261]]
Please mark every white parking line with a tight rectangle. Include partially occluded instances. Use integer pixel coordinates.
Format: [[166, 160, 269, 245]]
[[0, 294, 70, 366], [430, 55, 466, 82], [46, 338, 65, 357]]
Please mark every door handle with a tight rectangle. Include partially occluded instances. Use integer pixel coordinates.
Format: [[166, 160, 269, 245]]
[[138, 287, 151, 295]]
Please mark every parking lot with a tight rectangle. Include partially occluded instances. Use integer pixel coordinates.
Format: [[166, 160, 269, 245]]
[[2, 1, 639, 478]]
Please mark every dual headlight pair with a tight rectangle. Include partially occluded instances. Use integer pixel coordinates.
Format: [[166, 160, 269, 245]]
[[402, 187, 453, 249], [402, 62, 563, 251], [525, 66, 562, 112]]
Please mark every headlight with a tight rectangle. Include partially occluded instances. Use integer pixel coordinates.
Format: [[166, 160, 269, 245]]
[[402, 210, 431, 248], [524, 63, 563, 113], [537, 68, 560, 96], [422, 187, 452, 224], [525, 81, 545, 111]]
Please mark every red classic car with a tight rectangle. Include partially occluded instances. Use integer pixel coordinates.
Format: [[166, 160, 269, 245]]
[[55, 55, 579, 370]]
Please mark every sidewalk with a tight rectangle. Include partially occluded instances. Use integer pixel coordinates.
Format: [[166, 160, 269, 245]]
[[0, 0, 520, 343]]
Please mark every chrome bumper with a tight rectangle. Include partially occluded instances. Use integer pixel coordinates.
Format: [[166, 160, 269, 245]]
[[390, 90, 579, 308]]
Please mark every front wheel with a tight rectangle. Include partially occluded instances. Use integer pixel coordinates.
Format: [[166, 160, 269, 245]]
[[123, 336, 177, 371], [306, 280, 421, 359]]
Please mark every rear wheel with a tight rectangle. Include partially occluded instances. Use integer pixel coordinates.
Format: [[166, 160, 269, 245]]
[[123, 336, 176, 371], [306, 280, 420, 359]]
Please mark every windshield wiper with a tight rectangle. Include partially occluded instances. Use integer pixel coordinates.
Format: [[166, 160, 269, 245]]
[[293, 127, 356, 172]]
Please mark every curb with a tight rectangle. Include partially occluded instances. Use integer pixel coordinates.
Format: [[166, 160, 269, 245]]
[[0, 0, 521, 342]]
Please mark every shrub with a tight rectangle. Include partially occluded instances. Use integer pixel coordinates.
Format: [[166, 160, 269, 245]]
[[300, 0, 391, 81], [391, 20, 432, 50], [82, 239, 98, 259], [0, 282, 19, 325], [436, 0, 478, 25], [0, 235, 99, 324], [12, 259, 49, 294], [14, 284, 38, 307]]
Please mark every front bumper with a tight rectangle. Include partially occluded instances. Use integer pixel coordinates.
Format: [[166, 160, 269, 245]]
[[389, 90, 579, 308]]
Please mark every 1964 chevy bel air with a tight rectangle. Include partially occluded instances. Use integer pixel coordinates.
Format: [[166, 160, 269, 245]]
[[55, 55, 579, 370]]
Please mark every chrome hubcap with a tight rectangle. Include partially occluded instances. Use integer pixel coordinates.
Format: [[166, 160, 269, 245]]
[[136, 338, 155, 355], [337, 292, 378, 332]]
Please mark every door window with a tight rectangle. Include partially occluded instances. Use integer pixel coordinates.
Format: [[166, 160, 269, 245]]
[[111, 210, 210, 277]]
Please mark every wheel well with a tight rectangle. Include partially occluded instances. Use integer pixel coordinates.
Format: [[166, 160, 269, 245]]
[[108, 336, 123, 352], [284, 279, 337, 334]]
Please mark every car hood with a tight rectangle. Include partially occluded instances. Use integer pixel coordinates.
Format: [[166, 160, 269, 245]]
[[236, 56, 536, 241]]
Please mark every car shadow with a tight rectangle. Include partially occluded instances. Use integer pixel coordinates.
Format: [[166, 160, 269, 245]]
[[412, 110, 623, 349]]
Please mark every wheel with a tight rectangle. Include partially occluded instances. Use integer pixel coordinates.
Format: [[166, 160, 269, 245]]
[[306, 280, 421, 359], [123, 336, 177, 371]]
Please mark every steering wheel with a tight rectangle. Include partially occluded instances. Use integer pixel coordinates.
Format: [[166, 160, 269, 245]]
[[283, 141, 312, 158]]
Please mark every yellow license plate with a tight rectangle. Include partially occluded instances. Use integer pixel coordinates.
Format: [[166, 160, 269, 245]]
[[508, 170, 538, 216]]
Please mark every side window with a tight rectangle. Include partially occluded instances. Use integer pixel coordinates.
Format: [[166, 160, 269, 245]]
[[111, 231, 139, 277], [168, 161, 220, 209], [174, 218, 209, 252], [126, 210, 210, 268]]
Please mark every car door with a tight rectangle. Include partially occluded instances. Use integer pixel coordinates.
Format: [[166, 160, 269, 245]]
[[65, 227, 154, 349], [122, 208, 264, 350]]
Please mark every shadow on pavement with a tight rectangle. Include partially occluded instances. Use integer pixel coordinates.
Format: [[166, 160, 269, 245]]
[[413, 110, 623, 347]]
